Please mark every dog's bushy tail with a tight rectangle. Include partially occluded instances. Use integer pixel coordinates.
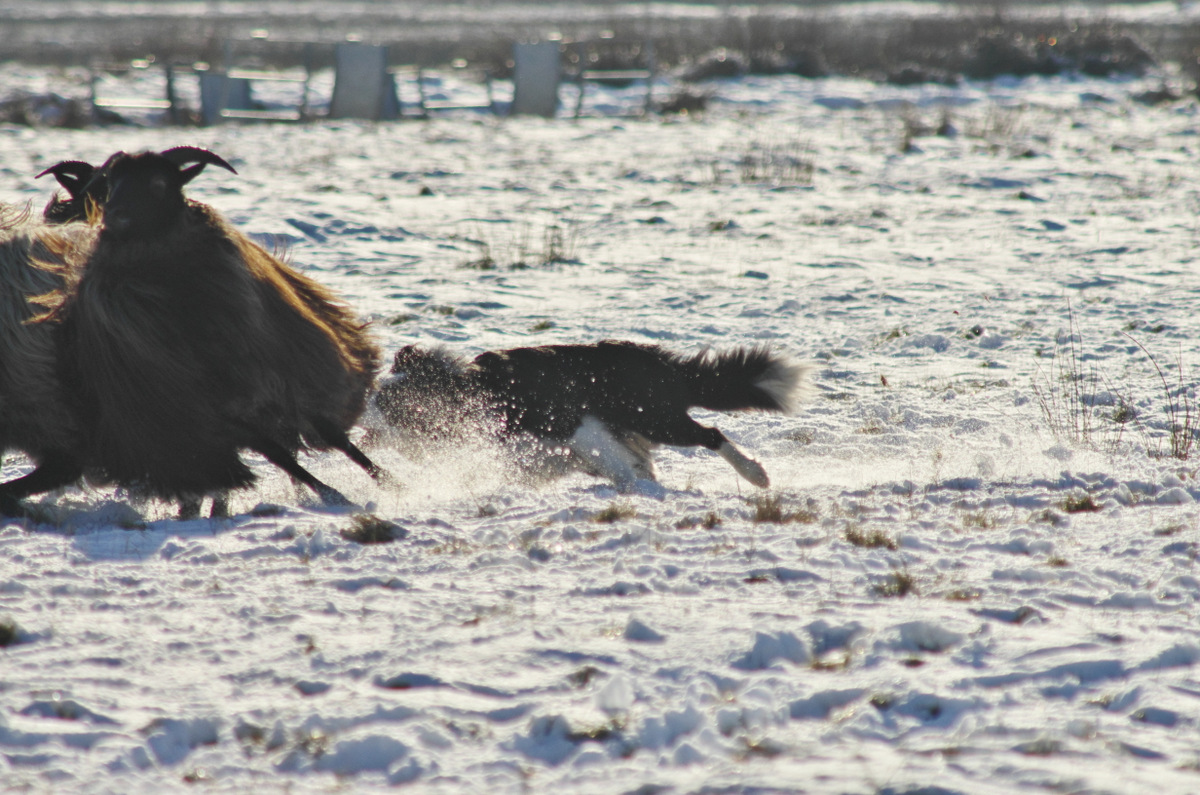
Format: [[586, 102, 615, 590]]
[[678, 346, 811, 414]]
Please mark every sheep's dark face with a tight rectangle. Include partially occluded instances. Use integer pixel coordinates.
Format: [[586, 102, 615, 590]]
[[101, 154, 189, 240], [96, 147, 237, 241]]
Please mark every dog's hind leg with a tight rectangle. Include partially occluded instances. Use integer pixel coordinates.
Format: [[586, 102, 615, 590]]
[[641, 415, 771, 488], [716, 441, 770, 488]]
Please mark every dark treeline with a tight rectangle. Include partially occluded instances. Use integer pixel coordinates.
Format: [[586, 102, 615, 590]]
[[1, 3, 1195, 87]]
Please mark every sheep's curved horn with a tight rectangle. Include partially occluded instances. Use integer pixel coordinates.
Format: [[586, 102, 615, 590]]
[[36, 161, 95, 196], [160, 146, 238, 176]]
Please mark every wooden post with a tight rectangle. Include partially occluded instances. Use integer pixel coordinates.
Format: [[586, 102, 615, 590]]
[[299, 43, 313, 121], [164, 63, 179, 125]]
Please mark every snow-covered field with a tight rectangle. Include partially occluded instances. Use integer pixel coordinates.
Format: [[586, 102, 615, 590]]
[[2, 60, 1200, 794]]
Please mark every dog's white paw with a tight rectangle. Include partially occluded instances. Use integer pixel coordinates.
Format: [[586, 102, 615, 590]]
[[718, 442, 771, 488]]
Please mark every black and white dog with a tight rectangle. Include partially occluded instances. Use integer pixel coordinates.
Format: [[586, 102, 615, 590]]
[[362, 341, 809, 490]]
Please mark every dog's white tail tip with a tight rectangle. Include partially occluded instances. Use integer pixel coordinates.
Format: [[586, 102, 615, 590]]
[[757, 357, 814, 415]]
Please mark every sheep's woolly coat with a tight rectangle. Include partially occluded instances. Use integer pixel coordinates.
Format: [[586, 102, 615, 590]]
[[53, 201, 381, 499], [0, 205, 94, 468]]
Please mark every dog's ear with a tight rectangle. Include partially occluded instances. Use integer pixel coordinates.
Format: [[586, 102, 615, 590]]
[[391, 345, 416, 373]]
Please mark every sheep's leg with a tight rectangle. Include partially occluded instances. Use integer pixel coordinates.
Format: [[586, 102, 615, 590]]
[[178, 493, 229, 520], [312, 418, 400, 489], [0, 490, 28, 518], [250, 439, 352, 507], [0, 453, 83, 516], [178, 497, 202, 520], [210, 494, 230, 518], [0, 493, 22, 518]]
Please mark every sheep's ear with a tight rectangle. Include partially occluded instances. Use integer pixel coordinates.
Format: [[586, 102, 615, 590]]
[[160, 146, 238, 185], [36, 161, 95, 198]]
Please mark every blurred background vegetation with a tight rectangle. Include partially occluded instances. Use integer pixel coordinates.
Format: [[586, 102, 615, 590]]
[[1, 2, 1196, 89]]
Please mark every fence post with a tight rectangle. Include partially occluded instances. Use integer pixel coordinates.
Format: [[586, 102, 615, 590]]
[[330, 42, 400, 121], [199, 71, 254, 126], [511, 42, 560, 117]]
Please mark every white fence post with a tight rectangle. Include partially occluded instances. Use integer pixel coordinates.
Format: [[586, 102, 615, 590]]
[[330, 42, 400, 121], [511, 42, 560, 118], [199, 72, 255, 126]]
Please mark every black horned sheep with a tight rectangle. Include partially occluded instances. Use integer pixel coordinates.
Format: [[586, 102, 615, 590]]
[[0, 204, 95, 516], [364, 341, 809, 490], [38, 160, 100, 224], [42, 146, 387, 515]]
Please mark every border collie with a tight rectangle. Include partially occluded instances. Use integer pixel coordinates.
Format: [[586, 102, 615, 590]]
[[362, 341, 809, 490]]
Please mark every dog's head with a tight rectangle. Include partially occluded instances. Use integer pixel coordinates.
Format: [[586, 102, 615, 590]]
[[365, 345, 475, 443]]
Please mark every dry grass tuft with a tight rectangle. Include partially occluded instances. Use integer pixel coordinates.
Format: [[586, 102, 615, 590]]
[[676, 511, 722, 530], [0, 618, 19, 647], [751, 494, 786, 523], [749, 494, 818, 525], [594, 502, 636, 524], [430, 537, 475, 556], [961, 511, 997, 531], [738, 139, 814, 186], [810, 652, 851, 672], [1035, 508, 1066, 526], [456, 220, 583, 270], [739, 737, 786, 759], [1061, 494, 1101, 514], [568, 717, 627, 744], [1033, 304, 1198, 462], [1123, 333, 1196, 461], [873, 569, 917, 598], [1032, 300, 1123, 453], [568, 665, 604, 688], [1154, 523, 1187, 537], [844, 525, 898, 550], [341, 514, 407, 544]]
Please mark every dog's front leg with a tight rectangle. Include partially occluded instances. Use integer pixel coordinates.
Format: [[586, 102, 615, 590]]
[[567, 416, 646, 490]]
